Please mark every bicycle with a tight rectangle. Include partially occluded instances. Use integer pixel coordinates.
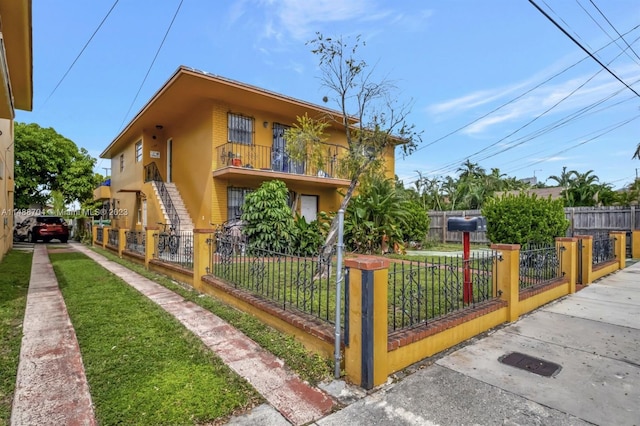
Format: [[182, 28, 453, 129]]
[[157, 222, 180, 255]]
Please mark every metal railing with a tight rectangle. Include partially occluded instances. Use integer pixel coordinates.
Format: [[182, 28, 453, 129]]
[[96, 227, 104, 244], [144, 162, 162, 182], [593, 233, 616, 265], [519, 243, 563, 290], [107, 229, 119, 247], [388, 252, 498, 332], [152, 229, 193, 270], [144, 162, 181, 233], [125, 230, 146, 255], [156, 182, 181, 232], [214, 142, 349, 179], [208, 234, 340, 324]]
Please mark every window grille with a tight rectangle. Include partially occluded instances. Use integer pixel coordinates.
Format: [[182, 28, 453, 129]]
[[228, 113, 254, 145]]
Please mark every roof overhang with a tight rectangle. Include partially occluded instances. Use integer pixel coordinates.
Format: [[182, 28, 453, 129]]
[[0, 0, 33, 118], [101, 66, 353, 158]]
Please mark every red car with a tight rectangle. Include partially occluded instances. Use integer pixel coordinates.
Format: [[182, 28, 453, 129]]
[[15, 216, 69, 243]]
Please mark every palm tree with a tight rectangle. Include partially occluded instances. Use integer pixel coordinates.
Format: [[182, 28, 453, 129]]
[[548, 166, 577, 206], [457, 160, 485, 181], [633, 143, 640, 160]]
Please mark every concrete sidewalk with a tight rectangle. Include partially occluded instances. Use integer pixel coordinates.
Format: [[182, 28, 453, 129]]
[[317, 262, 640, 425]]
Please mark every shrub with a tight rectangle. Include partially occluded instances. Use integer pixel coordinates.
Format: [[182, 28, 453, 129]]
[[344, 178, 408, 253], [482, 193, 569, 245], [292, 214, 323, 256], [241, 180, 295, 253], [398, 200, 430, 244]]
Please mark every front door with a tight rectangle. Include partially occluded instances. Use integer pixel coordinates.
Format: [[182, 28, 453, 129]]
[[166, 138, 173, 182], [272, 123, 304, 174]]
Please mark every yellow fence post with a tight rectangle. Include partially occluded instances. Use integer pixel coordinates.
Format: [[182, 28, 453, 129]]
[[145, 226, 157, 269], [491, 244, 520, 322], [556, 237, 577, 294], [344, 257, 389, 390], [102, 226, 110, 249], [192, 229, 214, 292], [632, 230, 640, 259], [576, 235, 593, 285], [92, 225, 99, 247], [118, 228, 127, 257], [611, 231, 626, 270]]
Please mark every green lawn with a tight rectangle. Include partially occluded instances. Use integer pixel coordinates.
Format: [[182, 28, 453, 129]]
[[92, 247, 333, 385], [50, 252, 260, 425], [0, 251, 32, 426]]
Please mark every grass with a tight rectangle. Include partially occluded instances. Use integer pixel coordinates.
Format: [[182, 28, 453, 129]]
[[92, 247, 333, 385], [0, 251, 32, 426], [50, 252, 260, 425]]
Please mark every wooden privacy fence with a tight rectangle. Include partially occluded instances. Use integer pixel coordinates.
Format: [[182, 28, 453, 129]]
[[428, 206, 640, 246]]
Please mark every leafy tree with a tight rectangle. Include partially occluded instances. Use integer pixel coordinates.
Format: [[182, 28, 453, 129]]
[[241, 180, 295, 253], [14, 122, 99, 207], [482, 193, 569, 245], [285, 33, 421, 264]]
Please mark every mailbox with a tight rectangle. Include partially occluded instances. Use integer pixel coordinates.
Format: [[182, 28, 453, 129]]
[[447, 216, 487, 232]]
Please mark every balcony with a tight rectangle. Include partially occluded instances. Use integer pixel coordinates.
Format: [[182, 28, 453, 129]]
[[213, 142, 351, 188], [93, 180, 111, 201]]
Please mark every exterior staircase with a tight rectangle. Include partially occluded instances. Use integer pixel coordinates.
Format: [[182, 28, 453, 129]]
[[151, 181, 194, 232]]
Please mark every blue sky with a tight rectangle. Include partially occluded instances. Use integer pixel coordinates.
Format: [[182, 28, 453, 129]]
[[16, 0, 640, 189]]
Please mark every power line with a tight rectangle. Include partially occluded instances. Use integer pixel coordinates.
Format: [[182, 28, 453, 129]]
[[529, 0, 640, 98], [587, 0, 640, 63], [41, 1, 120, 108], [120, 0, 184, 129]]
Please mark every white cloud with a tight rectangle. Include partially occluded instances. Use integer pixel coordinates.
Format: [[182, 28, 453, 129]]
[[427, 62, 640, 136]]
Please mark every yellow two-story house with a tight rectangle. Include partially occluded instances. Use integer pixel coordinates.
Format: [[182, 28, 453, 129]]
[[97, 66, 395, 234], [0, 0, 33, 261]]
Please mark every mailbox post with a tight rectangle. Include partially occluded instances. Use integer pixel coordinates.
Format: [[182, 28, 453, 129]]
[[447, 216, 486, 304]]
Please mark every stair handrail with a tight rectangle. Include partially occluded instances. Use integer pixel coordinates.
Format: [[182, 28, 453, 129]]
[[144, 162, 163, 182], [157, 182, 181, 233], [144, 162, 180, 232]]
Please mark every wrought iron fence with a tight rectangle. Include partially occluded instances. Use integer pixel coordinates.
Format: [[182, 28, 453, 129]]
[[96, 227, 104, 244], [388, 252, 499, 332], [208, 234, 342, 324], [519, 243, 563, 290], [125, 230, 146, 255], [593, 233, 616, 265], [214, 142, 349, 179], [107, 229, 119, 247], [153, 230, 193, 270]]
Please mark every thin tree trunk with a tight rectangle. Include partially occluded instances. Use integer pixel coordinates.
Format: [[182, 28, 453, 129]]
[[315, 178, 359, 278]]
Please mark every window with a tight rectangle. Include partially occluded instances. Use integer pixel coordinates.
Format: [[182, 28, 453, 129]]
[[135, 140, 142, 162], [119, 154, 124, 172], [228, 113, 254, 145], [227, 187, 253, 220]]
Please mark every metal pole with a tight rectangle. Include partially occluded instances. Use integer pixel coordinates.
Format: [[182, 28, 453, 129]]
[[334, 209, 345, 379]]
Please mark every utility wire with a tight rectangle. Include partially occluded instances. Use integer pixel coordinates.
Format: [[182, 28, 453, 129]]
[[120, 0, 184, 129], [401, 25, 640, 186], [506, 113, 640, 173], [587, 0, 640, 62], [41, 0, 120, 108], [529, 0, 640, 98]]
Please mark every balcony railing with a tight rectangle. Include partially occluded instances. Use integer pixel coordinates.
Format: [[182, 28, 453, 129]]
[[214, 142, 349, 180]]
